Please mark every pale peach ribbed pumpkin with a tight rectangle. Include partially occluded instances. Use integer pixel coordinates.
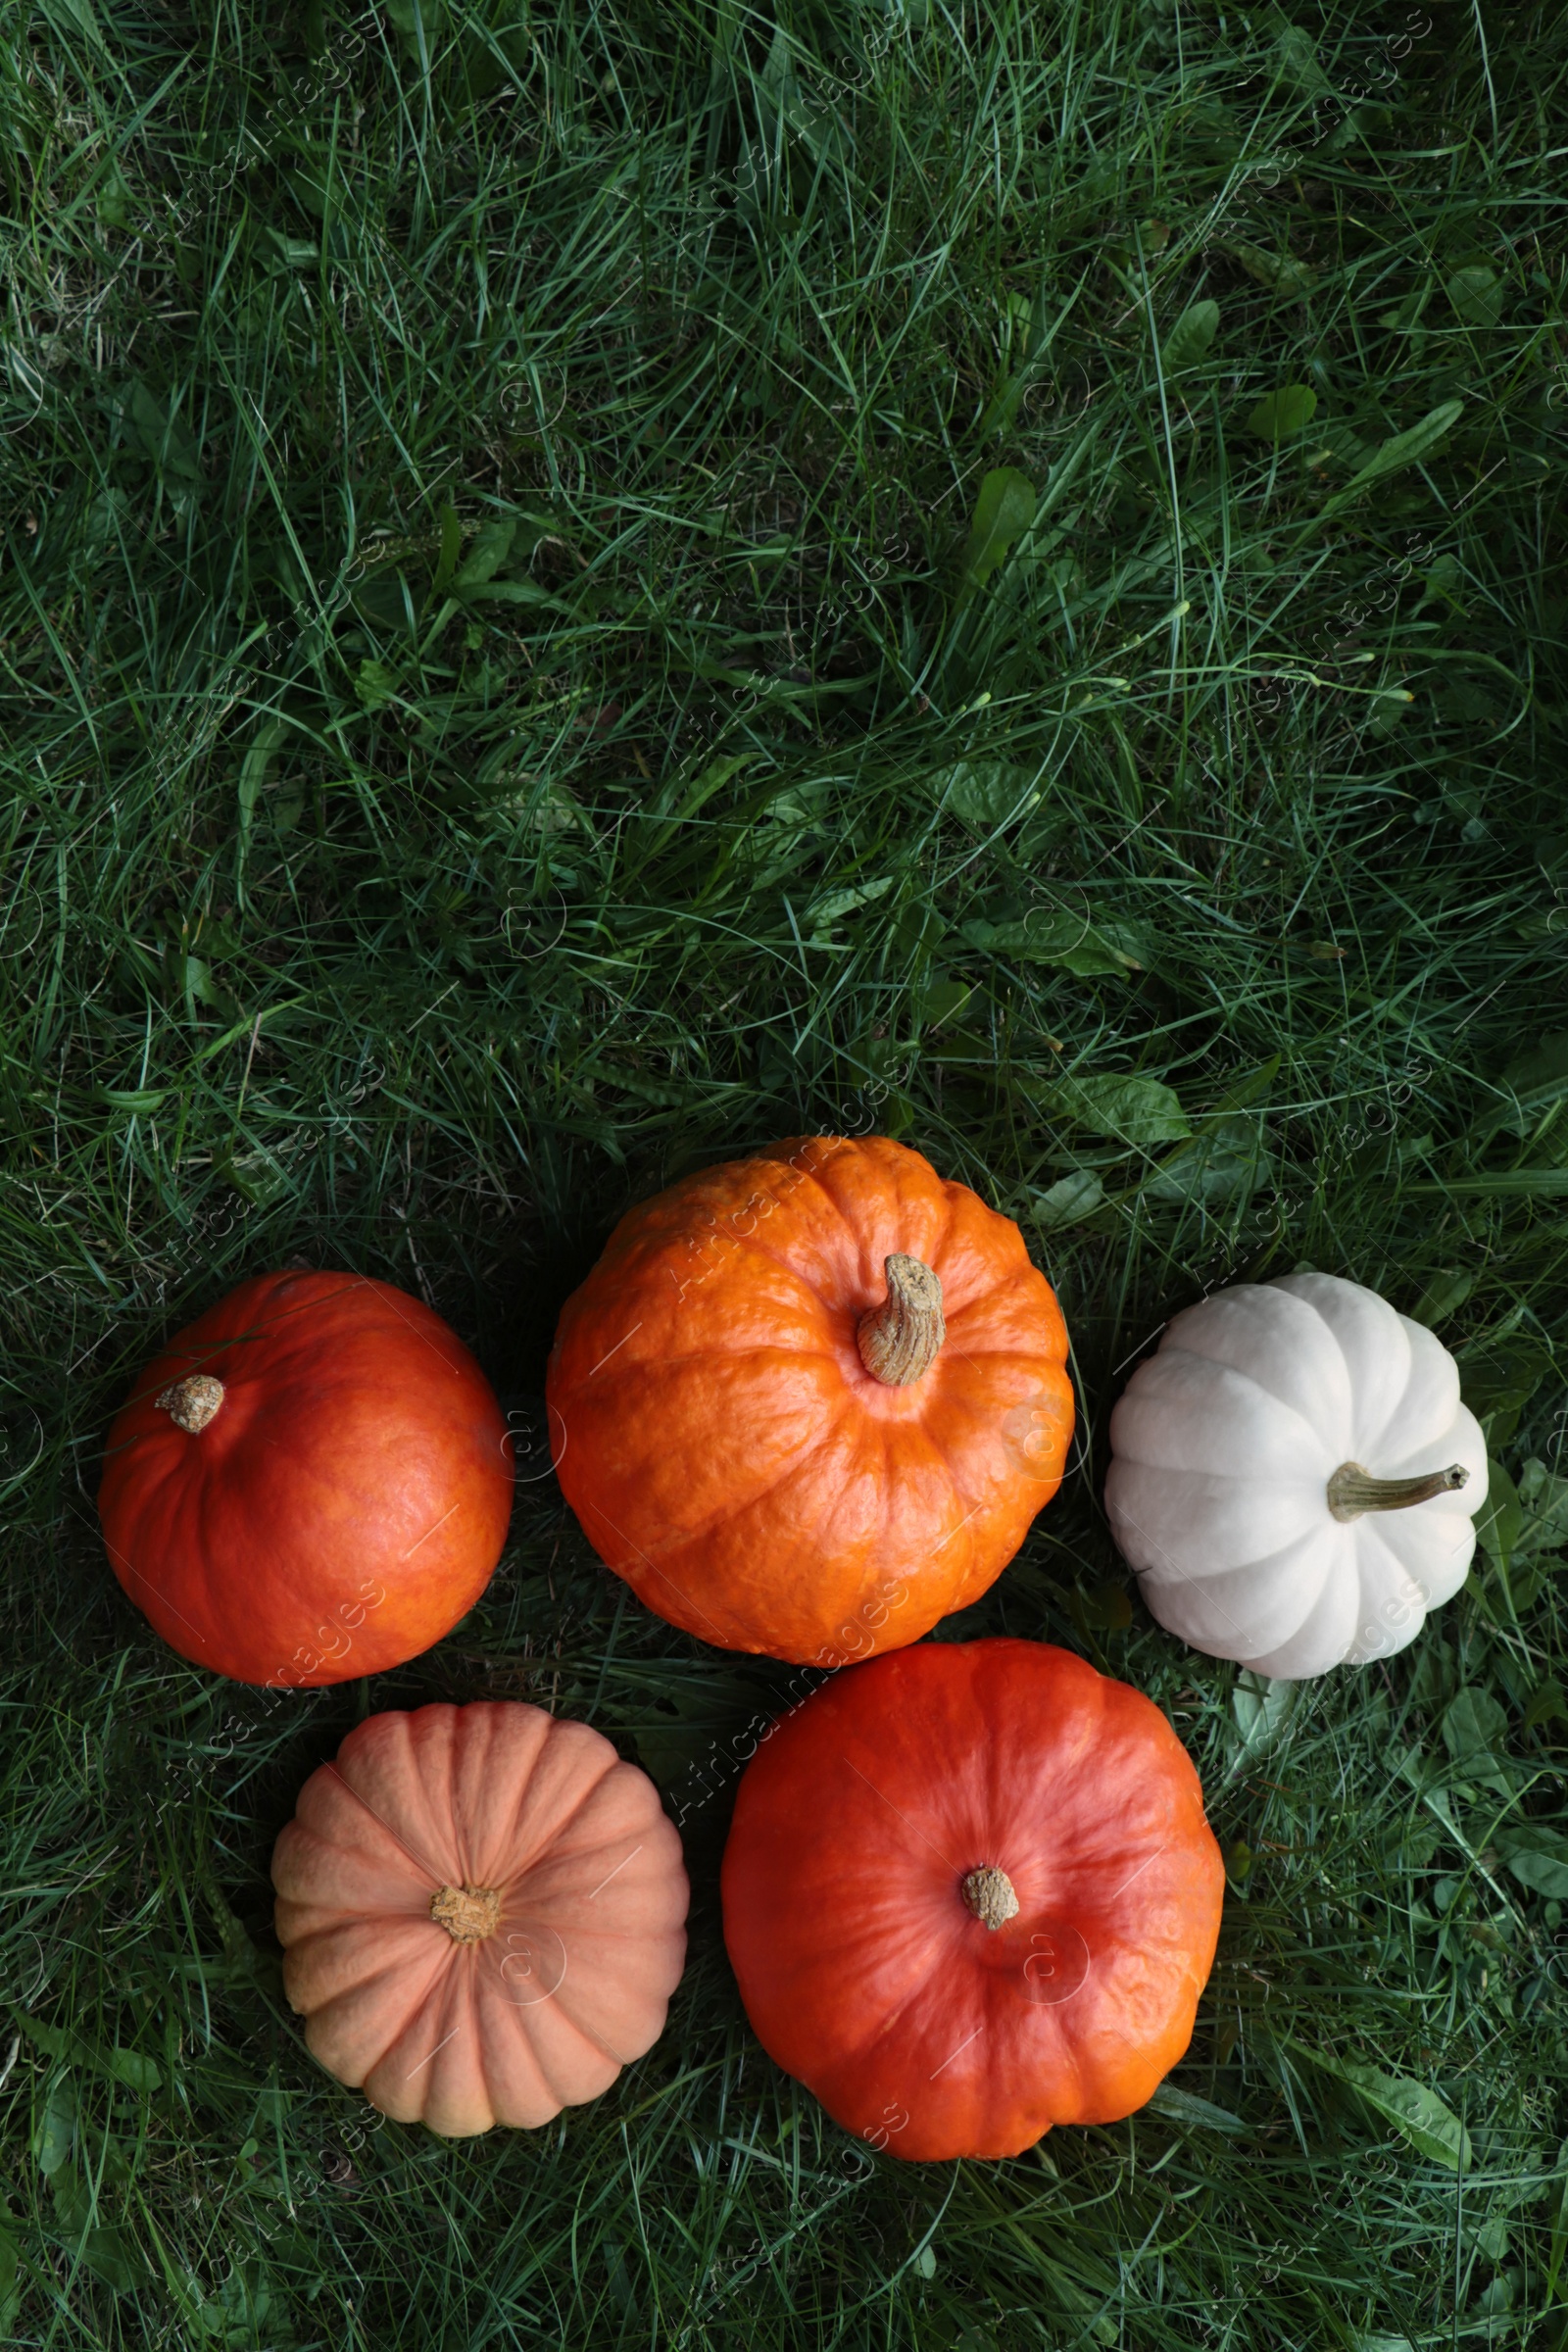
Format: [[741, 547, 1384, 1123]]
[[271, 1702, 687, 2135]]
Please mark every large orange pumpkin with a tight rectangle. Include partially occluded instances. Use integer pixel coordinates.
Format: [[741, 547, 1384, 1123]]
[[721, 1639, 1224, 2161], [545, 1136, 1073, 1664], [98, 1271, 514, 1686], [272, 1702, 688, 2134]]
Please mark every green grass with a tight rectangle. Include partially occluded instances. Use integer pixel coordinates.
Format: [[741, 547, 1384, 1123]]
[[2, 0, 1567, 2340]]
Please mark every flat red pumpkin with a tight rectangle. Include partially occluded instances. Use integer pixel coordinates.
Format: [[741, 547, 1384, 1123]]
[[98, 1271, 513, 1686], [721, 1638, 1224, 2161], [546, 1135, 1073, 1664]]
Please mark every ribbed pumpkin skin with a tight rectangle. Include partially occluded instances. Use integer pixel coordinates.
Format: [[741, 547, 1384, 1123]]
[[98, 1272, 514, 1686], [721, 1640, 1224, 2161], [545, 1136, 1073, 1665], [272, 1702, 688, 2135], [1105, 1273, 1489, 1678]]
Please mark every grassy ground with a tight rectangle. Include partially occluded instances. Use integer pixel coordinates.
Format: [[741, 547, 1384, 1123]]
[[2, 0, 1567, 2341]]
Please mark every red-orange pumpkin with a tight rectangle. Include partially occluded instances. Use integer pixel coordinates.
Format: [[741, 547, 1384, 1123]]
[[272, 1702, 688, 2134], [721, 1638, 1224, 2161], [546, 1136, 1073, 1664], [98, 1271, 513, 1686]]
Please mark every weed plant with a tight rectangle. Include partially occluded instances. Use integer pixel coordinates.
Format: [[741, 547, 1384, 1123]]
[[1, 0, 1567, 2343]]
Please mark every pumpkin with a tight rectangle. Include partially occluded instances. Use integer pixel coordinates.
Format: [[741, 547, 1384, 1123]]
[[99, 1271, 514, 1687], [271, 1701, 688, 2135], [720, 1638, 1223, 2162], [546, 1135, 1073, 1665], [1104, 1272, 1488, 1680]]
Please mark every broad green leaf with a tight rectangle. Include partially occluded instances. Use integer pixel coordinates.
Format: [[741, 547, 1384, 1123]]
[[1411, 1269, 1474, 1327], [961, 910, 1146, 977], [1161, 301, 1220, 369], [384, 0, 442, 48], [1147, 2082, 1248, 2134], [34, 2074, 74, 2175], [1525, 1678, 1568, 1730], [236, 715, 286, 836], [96, 157, 132, 228], [355, 660, 400, 712], [104, 2047, 162, 2094], [1379, 281, 1433, 334], [1048, 1072, 1191, 1146], [38, 0, 108, 46], [13, 2012, 162, 2097], [1476, 1458, 1520, 1571], [939, 761, 1041, 830], [1368, 688, 1413, 739], [1145, 1114, 1271, 1205], [1031, 1170, 1105, 1230], [452, 515, 518, 587], [893, 903, 945, 968], [1292, 2043, 1472, 2170], [1222, 239, 1315, 297], [1442, 1687, 1513, 1792], [976, 372, 1028, 441], [174, 955, 236, 1016], [1271, 20, 1334, 96], [956, 467, 1037, 593], [921, 977, 978, 1029], [1338, 400, 1464, 498], [1327, 101, 1396, 153], [1494, 1827, 1568, 1900], [1456, 1330, 1554, 1446], [1446, 265, 1505, 329], [1516, 1459, 1568, 1557], [262, 229, 318, 268], [1416, 550, 1466, 611], [50, 2164, 90, 2235], [464, 577, 560, 607], [1231, 1669, 1297, 1759], [1247, 385, 1318, 442], [73, 2226, 143, 2296], [1056, 921, 1154, 977], [113, 377, 201, 481], [806, 876, 894, 934]]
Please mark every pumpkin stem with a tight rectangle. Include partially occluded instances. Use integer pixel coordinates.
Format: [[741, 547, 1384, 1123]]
[[961, 1866, 1020, 1932], [1327, 1459, 1469, 1523], [155, 1374, 226, 1435], [430, 1884, 504, 1944], [857, 1254, 946, 1387]]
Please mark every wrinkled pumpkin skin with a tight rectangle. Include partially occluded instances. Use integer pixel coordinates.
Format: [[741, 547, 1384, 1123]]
[[99, 1271, 514, 1686], [721, 1639, 1224, 2161], [546, 1136, 1073, 1665], [273, 1702, 688, 2135]]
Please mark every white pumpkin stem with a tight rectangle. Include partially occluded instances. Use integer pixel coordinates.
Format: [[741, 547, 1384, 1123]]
[[961, 1866, 1020, 1932], [857, 1254, 946, 1386], [155, 1374, 226, 1434], [1327, 1459, 1469, 1524], [430, 1884, 503, 1943]]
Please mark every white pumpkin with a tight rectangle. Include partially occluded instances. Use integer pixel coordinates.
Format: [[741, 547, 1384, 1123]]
[[1104, 1272, 1488, 1680]]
